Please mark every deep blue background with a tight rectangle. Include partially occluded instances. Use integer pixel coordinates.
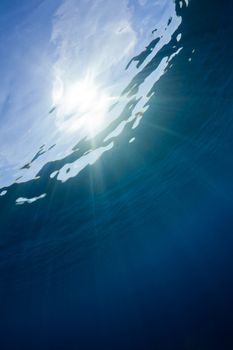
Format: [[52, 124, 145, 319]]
[[0, 1, 233, 349]]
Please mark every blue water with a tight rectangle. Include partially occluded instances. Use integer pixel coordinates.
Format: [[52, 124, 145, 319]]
[[1, 0, 233, 349]]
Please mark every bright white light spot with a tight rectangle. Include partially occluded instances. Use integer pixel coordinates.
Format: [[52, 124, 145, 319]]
[[0, 190, 7, 196], [129, 137, 135, 143], [52, 74, 112, 134], [16, 193, 47, 205]]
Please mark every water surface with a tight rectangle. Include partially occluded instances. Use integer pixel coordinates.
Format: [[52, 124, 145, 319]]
[[0, 0, 233, 349]]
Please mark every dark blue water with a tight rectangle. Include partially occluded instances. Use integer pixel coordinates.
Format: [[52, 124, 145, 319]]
[[1, 1, 233, 349]]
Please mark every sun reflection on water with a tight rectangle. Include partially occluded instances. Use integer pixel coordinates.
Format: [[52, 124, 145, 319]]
[[52, 73, 113, 134]]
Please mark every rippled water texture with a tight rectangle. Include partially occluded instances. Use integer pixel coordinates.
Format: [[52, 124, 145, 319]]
[[0, 0, 233, 349]]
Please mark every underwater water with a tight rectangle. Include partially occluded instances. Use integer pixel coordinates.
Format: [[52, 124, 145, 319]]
[[0, 0, 233, 348]]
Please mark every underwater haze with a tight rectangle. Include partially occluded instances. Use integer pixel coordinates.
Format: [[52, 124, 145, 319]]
[[0, 0, 233, 349]]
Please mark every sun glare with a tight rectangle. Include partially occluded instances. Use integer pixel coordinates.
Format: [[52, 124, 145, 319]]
[[52, 75, 111, 134]]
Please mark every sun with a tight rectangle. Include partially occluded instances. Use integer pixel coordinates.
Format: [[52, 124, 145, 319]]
[[52, 74, 111, 134]]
